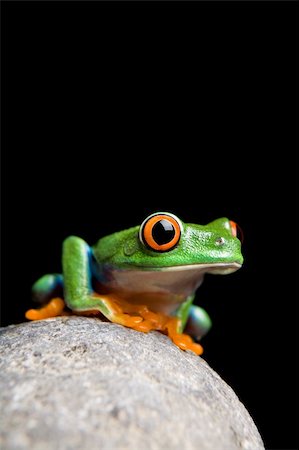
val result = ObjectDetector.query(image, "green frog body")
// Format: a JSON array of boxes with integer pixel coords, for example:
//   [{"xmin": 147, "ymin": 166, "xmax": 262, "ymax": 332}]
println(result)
[{"xmin": 26, "ymin": 212, "xmax": 243, "ymax": 355}]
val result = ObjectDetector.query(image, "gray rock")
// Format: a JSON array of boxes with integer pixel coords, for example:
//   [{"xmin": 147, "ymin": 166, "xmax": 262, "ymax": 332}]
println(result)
[{"xmin": 0, "ymin": 316, "xmax": 264, "ymax": 450}]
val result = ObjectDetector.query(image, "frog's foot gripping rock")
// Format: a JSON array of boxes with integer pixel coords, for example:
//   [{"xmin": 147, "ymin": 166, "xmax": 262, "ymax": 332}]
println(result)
[
  {"xmin": 104, "ymin": 296, "xmax": 204, "ymax": 356},
  {"xmin": 25, "ymin": 298, "xmax": 66, "ymax": 320},
  {"xmin": 25, "ymin": 295, "xmax": 204, "ymax": 356},
  {"xmin": 164, "ymin": 316, "xmax": 204, "ymax": 356}
]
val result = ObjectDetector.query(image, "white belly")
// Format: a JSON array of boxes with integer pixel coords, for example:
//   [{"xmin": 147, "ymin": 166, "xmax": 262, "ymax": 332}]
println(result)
[{"xmin": 99, "ymin": 263, "xmax": 240, "ymax": 315}]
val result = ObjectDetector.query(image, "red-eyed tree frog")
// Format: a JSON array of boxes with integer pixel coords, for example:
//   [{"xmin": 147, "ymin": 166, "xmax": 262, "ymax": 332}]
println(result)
[{"xmin": 26, "ymin": 212, "xmax": 243, "ymax": 355}]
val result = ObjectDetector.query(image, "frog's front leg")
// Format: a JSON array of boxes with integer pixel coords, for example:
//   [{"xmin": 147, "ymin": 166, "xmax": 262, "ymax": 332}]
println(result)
[
  {"xmin": 161, "ymin": 296, "xmax": 212, "ymax": 355},
  {"xmin": 62, "ymin": 236, "xmax": 143, "ymax": 327}
]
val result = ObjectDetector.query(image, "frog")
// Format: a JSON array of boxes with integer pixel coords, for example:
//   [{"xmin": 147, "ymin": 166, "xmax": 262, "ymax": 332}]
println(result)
[{"xmin": 26, "ymin": 212, "xmax": 243, "ymax": 355}]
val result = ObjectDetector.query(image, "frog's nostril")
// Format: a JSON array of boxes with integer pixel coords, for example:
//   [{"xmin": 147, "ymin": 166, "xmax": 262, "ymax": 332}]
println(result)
[{"xmin": 215, "ymin": 237, "xmax": 225, "ymax": 246}]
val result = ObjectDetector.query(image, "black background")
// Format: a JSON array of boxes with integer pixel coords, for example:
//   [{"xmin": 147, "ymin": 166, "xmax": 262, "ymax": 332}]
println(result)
[{"xmin": 1, "ymin": 2, "xmax": 297, "ymax": 449}]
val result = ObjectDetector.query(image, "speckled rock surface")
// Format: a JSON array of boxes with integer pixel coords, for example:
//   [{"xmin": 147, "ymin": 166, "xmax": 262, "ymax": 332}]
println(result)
[{"xmin": 0, "ymin": 316, "xmax": 264, "ymax": 450}]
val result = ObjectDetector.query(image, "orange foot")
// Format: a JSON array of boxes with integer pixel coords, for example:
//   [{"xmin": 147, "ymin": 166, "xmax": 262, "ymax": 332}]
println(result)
[
  {"xmin": 165, "ymin": 316, "xmax": 204, "ymax": 356},
  {"xmin": 25, "ymin": 297, "xmax": 66, "ymax": 320},
  {"xmin": 105, "ymin": 296, "xmax": 204, "ymax": 356},
  {"xmin": 25, "ymin": 295, "xmax": 203, "ymax": 355}
]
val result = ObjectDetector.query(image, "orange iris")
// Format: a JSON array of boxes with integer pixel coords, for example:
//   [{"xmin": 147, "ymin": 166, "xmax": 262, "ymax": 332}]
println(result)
[{"xmin": 141, "ymin": 213, "xmax": 181, "ymax": 252}]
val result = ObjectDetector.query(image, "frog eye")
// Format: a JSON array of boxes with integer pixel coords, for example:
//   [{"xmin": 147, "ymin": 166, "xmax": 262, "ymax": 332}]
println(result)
[
  {"xmin": 229, "ymin": 220, "xmax": 244, "ymax": 243},
  {"xmin": 139, "ymin": 212, "xmax": 182, "ymax": 252}
]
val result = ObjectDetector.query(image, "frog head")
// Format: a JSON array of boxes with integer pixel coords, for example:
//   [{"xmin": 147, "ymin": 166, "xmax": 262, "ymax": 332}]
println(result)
[{"xmin": 93, "ymin": 212, "xmax": 243, "ymax": 274}]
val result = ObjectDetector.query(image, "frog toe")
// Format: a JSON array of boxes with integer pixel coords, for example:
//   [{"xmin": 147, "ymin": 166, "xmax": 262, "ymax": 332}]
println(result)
[
  {"xmin": 113, "ymin": 313, "xmax": 143, "ymax": 328},
  {"xmin": 165, "ymin": 316, "xmax": 204, "ymax": 355},
  {"xmin": 25, "ymin": 298, "xmax": 66, "ymax": 320},
  {"xmin": 172, "ymin": 335, "xmax": 204, "ymax": 355}
]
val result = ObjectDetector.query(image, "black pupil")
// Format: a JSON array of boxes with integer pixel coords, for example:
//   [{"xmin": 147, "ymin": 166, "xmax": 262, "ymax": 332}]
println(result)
[{"xmin": 152, "ymin": 219, "xmax": 175, "ymax": 245}]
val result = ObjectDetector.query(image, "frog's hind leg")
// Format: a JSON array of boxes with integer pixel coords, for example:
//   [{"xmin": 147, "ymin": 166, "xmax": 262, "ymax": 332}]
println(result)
[
  {"xmin": 183, "ymin": 305, "xmax": 212, "ymax": 341},
  {"xmin": 26, "ymin": 274, "xmax": 66, "ymax": 320},
  {"xmin": 32, "ymin": 274, "xmax": 63, "ymax": 304}
]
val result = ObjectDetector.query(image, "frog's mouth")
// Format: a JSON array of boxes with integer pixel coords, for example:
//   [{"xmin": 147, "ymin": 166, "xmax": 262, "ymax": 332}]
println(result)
[
  {"xmin": 150, "ymin": 262, "xmax": 242, "ymax": 275},
  {"xmin": 100, "ymin": 262, "xmax": 241, "ymax": 314}
]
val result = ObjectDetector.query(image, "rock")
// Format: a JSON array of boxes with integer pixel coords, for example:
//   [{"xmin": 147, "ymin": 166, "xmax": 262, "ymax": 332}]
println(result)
[{"xmin": 0, "ymin": 316, "xmax": 264, "ymax": 450}]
